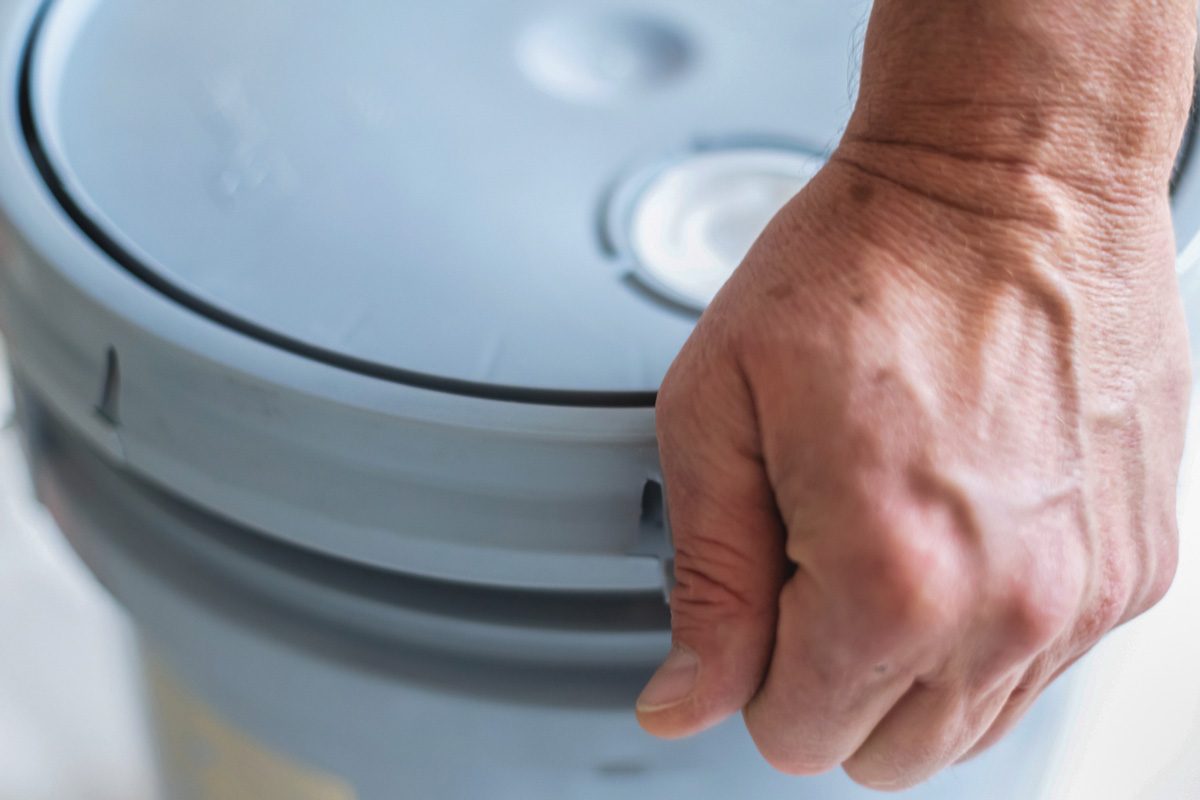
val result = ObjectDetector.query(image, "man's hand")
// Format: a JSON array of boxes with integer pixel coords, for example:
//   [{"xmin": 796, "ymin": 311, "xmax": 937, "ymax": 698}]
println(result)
[{"xmin": 637, "ymin": 1, "xmax": 1196, "ymax": 789}]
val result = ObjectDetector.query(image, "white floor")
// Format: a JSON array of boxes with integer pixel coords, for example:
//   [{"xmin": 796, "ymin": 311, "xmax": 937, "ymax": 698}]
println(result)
[{"xmin": 0, "ymin": 336, "xmax": 1197, "ymax": 800}]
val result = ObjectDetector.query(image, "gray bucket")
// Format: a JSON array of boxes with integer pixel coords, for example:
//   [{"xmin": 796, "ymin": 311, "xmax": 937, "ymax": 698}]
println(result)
[{"xmin": 1, "ymin": 1, "xmax": 1198, "ymax": 797}]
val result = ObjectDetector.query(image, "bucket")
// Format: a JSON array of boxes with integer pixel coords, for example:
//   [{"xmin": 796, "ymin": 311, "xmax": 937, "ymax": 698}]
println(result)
[{"xmin": 1, "ymin": 1, "xmax": 1197, "ymax": 797}]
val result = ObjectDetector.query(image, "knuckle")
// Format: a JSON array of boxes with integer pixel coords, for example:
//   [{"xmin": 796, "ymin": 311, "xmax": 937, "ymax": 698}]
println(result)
[
  {"xmin": 995, "ymin": 550, "xmax": 1087, "ymax": 652},
  {"xmin": 1002, "ymin": 582, "xmax": 1074, "ymax": 652},
  {"xmin": 853, "ymin": 532, "xmax": 962, "ymax": 635}
]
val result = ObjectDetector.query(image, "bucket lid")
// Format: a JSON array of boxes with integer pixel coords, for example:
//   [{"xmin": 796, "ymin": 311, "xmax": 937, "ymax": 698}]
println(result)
[
  {"xmin": 8, "ymin": 0, "xmax": 1200, "ymax": 592},
  {"xmin": 27, "ymin": 0, "xmax": 865, "ymax": 399}
]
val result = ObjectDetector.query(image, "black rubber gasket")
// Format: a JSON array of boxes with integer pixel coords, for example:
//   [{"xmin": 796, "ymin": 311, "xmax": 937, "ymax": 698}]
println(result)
[
  {"xmin": 16, "ymin": 1, "xmax": 1200, "ymax": 409},
  {"xmin": 16, "ymin": 0, "xmax": 659, "ymax": 409}
]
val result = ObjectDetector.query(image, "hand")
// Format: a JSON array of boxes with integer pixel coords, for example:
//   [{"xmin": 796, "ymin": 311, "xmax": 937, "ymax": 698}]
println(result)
[{"xmin": 636, "ymin": 134, "xmax": 1192, "ymax": 788}]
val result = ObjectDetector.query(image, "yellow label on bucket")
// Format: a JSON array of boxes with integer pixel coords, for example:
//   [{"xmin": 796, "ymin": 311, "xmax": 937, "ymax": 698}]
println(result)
[{"xmin": 147, "ymin": 658, "xmax": 357, "ymax": 800}]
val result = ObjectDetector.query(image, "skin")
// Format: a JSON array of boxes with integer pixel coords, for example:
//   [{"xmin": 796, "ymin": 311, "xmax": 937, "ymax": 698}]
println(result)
[{"xmin": 637, "ymin": 0, "xmax": 1196, "ymax": 790}]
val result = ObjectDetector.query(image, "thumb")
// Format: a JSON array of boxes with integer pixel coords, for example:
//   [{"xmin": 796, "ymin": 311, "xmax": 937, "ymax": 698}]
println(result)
[{"xmin": 637, "ymin": 361, "xmax": 788, "ymax": 739}]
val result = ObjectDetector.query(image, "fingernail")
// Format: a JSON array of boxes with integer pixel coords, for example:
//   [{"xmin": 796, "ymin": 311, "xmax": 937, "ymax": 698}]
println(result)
[{"xmin": 637, "ymin": 644, "xmax": 699, "ymax": 712}]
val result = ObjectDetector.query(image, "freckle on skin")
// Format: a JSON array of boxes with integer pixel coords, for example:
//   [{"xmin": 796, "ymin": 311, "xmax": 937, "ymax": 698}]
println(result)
[{"xmin": 767, "ymin": 283, "xmax": 793, "ymax": 300}]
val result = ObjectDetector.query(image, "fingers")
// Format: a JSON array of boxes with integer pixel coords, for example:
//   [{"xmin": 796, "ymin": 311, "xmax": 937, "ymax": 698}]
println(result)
[
  {"xmin": 835, "ymin": 577, "xmax": 1077, "ymax": 787},
  {"xmin": 958, "ymin": 651, "xmax": 1083, "ymax": 763},
  {"xmin": 956, "ymin": 682, "xmax": 1042, "ymax": 765},
  {"xmin": 843, "ymin": 677, "xmax": 1017, "ymax": 790},
  {"xmin": 840, "ymin": 609, "xmax": 1080, "ymax": 787},
  {"xmin": 742, "ymin": 483, "xmax": 978, "ymax": 773},
  {"xmin": 743, "ymin": 576, "xmax": 919, "ymax": 774},
  {"xmin": 637, "ymin": 349, "xmax": 789, "ymax": 739}
]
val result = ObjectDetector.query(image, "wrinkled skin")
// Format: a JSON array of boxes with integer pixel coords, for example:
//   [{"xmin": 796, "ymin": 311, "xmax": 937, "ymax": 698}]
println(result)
[{"xmin": 636, "ymin": 3, "xmax": 1196, "ymax": 785}]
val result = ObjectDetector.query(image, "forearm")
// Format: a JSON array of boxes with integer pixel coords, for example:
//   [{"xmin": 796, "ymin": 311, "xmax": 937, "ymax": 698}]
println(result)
[{"xmin": 845, "ymin": 1, "xmax": 1197, "ymax": 201}]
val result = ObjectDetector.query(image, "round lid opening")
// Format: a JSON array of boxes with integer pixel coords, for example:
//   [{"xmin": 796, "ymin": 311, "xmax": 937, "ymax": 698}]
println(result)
[{"xmin": 623, "ymin": 147, "xmax": 823, "ymax": 310}]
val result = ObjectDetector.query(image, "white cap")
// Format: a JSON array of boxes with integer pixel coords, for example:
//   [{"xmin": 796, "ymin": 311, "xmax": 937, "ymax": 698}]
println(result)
[{"xmin": 628, "ymin": 148, "xmax": 824, "ymax": 310}]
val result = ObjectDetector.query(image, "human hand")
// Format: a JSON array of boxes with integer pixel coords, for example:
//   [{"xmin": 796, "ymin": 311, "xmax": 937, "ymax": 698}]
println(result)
[{"xmin": 636, "ymin": 5, "xmax": 1195, "ymax": 788}]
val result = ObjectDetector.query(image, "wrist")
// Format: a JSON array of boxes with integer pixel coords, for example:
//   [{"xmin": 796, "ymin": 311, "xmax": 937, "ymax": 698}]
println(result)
[
  {"xmin": 819, "ymin": 135, "xmax": 1177, "ymax": 296},
  {"xmin": 846, "ymin": 0, "xmax": 1197, "ymax": 203}
]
